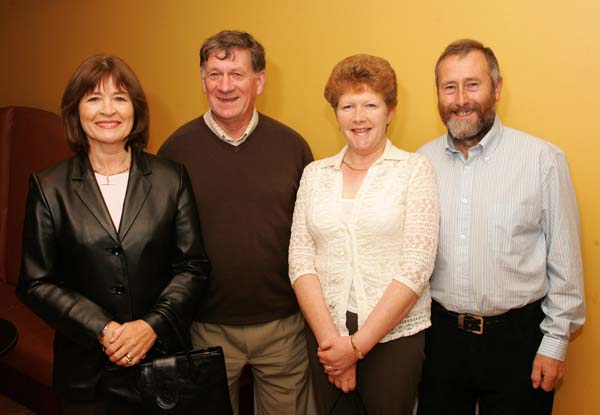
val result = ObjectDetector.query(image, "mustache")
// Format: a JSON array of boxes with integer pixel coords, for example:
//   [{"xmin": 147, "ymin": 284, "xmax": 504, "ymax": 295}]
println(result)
[{"xmin": 447, "ymin": 102, "xmax": 482, "ymax": 114}]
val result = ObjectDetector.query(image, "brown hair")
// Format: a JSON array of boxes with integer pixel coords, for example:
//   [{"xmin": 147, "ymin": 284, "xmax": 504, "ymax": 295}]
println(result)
[
  {"xmin": 61, "ymin": 54, "xmax": 149, "ymax": 152},
  {"xmin": 200, "ymin": 30, "xmax": 266, "ymax": 74},
  {"xmin": 435, "ymin": 39, "xmax": 501, "ymax": 87},
  {"xmin": 324, "ymin": 54, "xmax": 397, "ymax": 110}
]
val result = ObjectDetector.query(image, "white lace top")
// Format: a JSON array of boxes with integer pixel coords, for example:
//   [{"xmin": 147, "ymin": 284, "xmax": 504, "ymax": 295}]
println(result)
[{"xmin": 289, "ymin": 140, "xmax": 439, "ymax": 342}]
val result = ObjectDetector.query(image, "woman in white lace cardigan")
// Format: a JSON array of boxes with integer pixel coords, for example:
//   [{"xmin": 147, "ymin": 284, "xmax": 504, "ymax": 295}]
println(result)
[{"xmin": 289, "ymin": 54, "xmax": 439, "ymax": 414}]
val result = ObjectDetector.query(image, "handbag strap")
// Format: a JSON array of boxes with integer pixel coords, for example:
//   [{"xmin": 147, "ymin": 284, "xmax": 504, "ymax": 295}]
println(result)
[{"xmin": 154, "ymin": 308, "xmax": 196, "ymax": 369}]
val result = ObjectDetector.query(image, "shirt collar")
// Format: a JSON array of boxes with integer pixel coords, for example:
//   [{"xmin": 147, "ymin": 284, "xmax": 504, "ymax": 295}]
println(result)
[
  {"xmin": 203, "ymin": 109, "xmax": 259, "ymax": 146},
  {"xmin": 444, "ymin": 115, "xmax": 503, "ymax": 161},
  {"xmin": 323, "ymin": 139, "xmax": 409, "ymax": 169}
]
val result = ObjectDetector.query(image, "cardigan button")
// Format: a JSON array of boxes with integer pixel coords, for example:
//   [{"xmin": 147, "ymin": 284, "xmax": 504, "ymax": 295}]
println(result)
[{"xmin": 110, "ymin": 246, "xmax": 123, "ymax": 256}]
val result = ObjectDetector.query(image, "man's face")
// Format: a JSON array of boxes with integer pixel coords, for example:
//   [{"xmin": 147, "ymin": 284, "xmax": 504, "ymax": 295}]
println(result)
[
  {"xmin": 202, "ymin": 48, "xmax": 265, "ymax": 130},
  {"xmin": 437, "ymin": 50, "xmax": 502, "ymax": 140}
]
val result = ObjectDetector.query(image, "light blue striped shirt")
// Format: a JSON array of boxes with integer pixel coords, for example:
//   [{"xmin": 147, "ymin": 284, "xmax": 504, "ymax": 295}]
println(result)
[{"xmin": 418, "ymin": 116, "xmax": 585, "ymax": 360}]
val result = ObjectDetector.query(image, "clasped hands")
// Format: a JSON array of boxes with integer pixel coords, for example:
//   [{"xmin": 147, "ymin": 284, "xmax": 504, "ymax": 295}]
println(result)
[
  {"xmin": 318, "ymin": 335, "xmax": 359, "ymax": 393},
  {"xmin": 99, "ymin": 319, "xmax": 157, "ymax": 367}
]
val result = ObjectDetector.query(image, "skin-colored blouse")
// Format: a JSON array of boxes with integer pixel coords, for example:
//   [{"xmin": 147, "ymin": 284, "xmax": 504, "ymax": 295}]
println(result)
[{"xmin": 289, "ymin": 140, "xmax": 439, "ymax": 342}]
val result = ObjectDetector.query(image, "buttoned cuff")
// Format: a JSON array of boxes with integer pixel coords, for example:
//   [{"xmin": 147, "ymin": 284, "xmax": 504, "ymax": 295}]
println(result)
[{"xmin": 537, "ymin": 335, "xmax": 568, "ymax": 361}]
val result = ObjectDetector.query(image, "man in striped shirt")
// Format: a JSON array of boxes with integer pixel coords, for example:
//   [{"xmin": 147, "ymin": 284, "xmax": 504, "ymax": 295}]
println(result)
[{"xmin": 417, "ymin": 39, "xmax": 585, "ymax": 414}]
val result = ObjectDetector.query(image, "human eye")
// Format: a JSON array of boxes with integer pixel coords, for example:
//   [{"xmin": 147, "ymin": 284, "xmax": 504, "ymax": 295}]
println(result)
[
  {"xmin": 466, "ymin": 81, "xmax": 479, "ymax": 90},
  {"xmin": 339, "ymin": 104, "xmax": 353, "ymax": 111},
  {"xmin": 231, "ymin": 72, "xmax": 245, "ymax": 80},
  {"xmin": 114, "ymin": 94, "xmax": 129, "ymax": 102},
  {"xmin": 207, "ymin": 71, "xmax": 221, "ymax": 80},
  {"xmin": 442, "ymin": 84, "xmax": 456, "ymax": 94},
  {"xmin": 366, "ymin": 103, "xmax": 378, "ymax": 110}
]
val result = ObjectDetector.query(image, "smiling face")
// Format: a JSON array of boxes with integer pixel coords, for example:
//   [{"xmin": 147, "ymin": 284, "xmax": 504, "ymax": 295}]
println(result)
[
  {"xmin": 78, "ymin": 77, "xmax": 134, "ymax": 152},
  {"xmin": 336, "ymin": 86, "xmax": 395, "ymax": 157},
  {"xmin": 202, "ymin": 48, "xmax": 265, "ymax": 134},
  {"xmin": 437, "ymin": 50, "xmax": 502, "ymax": 141}
]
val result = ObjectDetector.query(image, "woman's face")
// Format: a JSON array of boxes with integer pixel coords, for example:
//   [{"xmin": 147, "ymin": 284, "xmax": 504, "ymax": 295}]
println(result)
[
  {"xmin": 335, "ymin": 86, "xmax": 395, "ymax": 157},
  {"xmin": 78, "ymin": 77, "xmax": 134, "ymax": 151}
]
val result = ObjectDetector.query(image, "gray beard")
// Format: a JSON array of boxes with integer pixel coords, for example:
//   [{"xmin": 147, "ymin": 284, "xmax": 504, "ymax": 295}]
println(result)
[{"xmin": 447, "ymin": 113, "xmax": 495, "ymax": 141}]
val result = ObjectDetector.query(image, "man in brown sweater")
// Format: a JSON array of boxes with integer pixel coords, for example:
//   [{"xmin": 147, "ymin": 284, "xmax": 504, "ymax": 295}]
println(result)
[{"xmin": 159, "ymin": 30, "xmax": 313, "ymax": 414}]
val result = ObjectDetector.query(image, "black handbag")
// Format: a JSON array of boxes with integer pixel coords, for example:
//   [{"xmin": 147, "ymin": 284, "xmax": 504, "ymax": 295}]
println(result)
[{"xmin": 102, "ymin": 310, "xmax": 232, "ymax": 414}]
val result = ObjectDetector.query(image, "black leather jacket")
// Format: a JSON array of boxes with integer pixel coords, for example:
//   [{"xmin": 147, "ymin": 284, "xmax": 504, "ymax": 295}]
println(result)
[{"xmin": 17, "ymin": 149, "xmax": 210, "ymax": 400}]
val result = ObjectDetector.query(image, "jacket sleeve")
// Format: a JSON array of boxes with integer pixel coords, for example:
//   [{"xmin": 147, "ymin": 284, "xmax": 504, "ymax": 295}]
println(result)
[
  {"xmin": 141, "ymin": 165, "xmax": 210, "ymax": 351},
  {"xmin": 17, "ymin": 174, "xmax": 112, "ymax": 349}
]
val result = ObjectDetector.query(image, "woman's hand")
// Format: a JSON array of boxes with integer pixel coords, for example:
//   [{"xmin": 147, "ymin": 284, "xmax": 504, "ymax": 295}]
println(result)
[
  {"xmin": 104, "ymin": 319, "xmax": 157, "ymax": 366},
  {"xmin": 329, "ymin": 363, "xmax": 357, "ymax": 393},
  {"xmin": 318, "ymin": 335, "xmax": 357, "ymax": 373}
]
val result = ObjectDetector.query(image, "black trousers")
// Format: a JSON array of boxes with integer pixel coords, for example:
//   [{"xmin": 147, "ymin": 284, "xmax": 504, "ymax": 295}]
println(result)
[
  {"xmin": 307, "ymin": 312, "xmax": 425, "ymax": 415},
  {"xmin": 62, "ymin": 389, "xmax": 145, "ymax": 415},
  {"xmin": 418, "ymin": 300, "xmax": 555, "ymax": 415}
]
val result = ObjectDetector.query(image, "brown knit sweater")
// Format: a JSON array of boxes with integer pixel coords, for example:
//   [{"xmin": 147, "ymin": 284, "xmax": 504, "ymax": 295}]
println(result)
[{"xmin": 159, "ymin": 113, "xmax": 313, "ymax": 325}]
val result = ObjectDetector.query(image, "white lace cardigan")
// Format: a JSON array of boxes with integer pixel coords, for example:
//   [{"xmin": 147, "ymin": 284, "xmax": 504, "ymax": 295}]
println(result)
[{"xmin": 289, "ymin": 140, "xmax": 439, "ymax": 342}]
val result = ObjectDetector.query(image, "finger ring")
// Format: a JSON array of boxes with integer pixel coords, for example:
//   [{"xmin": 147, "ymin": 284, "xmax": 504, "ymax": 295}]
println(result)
[{"xmin": 125, "ymin": 353, "xmax": 133, "ymax": 363}]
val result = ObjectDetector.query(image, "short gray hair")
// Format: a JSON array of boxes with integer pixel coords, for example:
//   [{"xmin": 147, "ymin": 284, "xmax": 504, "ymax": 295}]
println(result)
[{"xmin": 435, "ymin": 39, "xmax": 501, "ymax": 88}]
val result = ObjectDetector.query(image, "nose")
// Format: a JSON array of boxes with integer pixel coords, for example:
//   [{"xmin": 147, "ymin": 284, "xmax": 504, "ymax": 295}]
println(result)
[
  {"xmin": 456, "ymin": 87, "xmax": 469, "ymax": 106},
  {"xmin": 100, "ymin": 97, "xmax": 116, "ymax": 115},
  {"xmin": 352, "ymin": 107, "xmax": 366, "ymax": 122},
  {"xmin": 217, "ymin": 74, "xmax": 234, "ymax": 92}
]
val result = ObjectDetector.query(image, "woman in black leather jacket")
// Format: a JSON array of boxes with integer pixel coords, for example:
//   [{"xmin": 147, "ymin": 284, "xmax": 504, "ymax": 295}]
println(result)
[{"xmin": 17, "ymin": 54, "xmax": 210, "ymax": 414}]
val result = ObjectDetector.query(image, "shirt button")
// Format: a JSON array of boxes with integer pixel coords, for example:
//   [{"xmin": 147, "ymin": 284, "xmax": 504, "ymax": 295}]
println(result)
[
  {"xmin": 459, "ymin": 234, "xmax": 466, "ymax": 240},
  {"xmin": 462, "ymin": 198, "xmax": 468, "ymax": 204}
]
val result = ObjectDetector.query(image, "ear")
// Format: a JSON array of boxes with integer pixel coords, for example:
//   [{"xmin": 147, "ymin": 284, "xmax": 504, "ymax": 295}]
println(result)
[
  {"xmin": 386, "ymin": 106, "xmax": 396, "ymax": 125},
  {"xmin": 201, "ymin": 74, "xmax": 207, "ymax": 94},
  {"xmin": 494, "ymin": 77, "xmax": 503, "ymax": 101},
  {"xmin": 256, "ymin": 70, "xmax": 266, "ymax": 95}
]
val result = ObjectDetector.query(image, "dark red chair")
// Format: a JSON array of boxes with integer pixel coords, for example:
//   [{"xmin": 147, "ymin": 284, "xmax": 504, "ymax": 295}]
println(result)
[{"xmin": 0, "ymin": 106, "xmax": 71, "ymax": 415}]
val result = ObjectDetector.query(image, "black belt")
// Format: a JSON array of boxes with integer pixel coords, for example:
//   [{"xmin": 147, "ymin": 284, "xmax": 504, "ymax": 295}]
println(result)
[{"xmin": 432, "ymin": 299, "xmax": 543, "ymax": 335}]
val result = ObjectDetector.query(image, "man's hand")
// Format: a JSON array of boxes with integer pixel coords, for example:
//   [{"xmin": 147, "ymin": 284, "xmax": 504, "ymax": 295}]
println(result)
[
  {"xmin": 531, "ymin": 353, "xmax": 565, "ymax": 392},
  {"xmin": 318, "ymin": 335, "xmax": 357, "ymax": 374},
  {"xmin": 329, "ymin": 363, "xmax": 357, "ymax": 393}
]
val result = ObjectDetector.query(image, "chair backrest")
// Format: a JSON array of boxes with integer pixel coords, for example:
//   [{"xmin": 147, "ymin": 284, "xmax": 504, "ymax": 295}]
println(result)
[{"xmin": 0, "ymin": 106, "xmax": 71, "ymax": 285}]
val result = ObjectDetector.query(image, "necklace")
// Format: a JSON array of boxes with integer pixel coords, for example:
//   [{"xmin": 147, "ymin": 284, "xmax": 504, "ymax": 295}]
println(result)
[
  {"xmin": 90, "ymin": 151, "xmax": 131, "ymax": 186},
  {"xmin": 342, "ymin": 159, "xmax": 371, "ymax": 172},
  {"xmin": 94, "ymin": 167, "xmax": 130, "ymax": 186}
]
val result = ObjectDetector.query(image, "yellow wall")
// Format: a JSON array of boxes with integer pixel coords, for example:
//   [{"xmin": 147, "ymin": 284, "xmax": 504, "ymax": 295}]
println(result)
[{"xmin": 2, "ymin": 0, "xmax": 599, "ymax": 412}]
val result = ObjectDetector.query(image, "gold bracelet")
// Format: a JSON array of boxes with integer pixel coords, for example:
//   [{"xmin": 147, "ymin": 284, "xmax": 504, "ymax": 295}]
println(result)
[{"xmin": 350, "ymin": 334, "xmax": 365, "ymax": 360}]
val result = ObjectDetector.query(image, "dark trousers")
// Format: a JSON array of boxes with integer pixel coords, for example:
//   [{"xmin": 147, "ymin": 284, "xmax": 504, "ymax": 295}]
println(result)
[
  {"xmin": 307, "ymin": 312, "xmax": 425, "ymax": 415},
  {"xmin": 62, "ymin": 389, "xmax": 145, "ymax": 415},
  {"xmin": 418, "ymin": 300, "xmax": 555, "ymax": 415}
]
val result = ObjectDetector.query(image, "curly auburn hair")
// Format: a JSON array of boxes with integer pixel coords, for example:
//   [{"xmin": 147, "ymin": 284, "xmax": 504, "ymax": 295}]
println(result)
[{"xmin": 324, "ymin": 54, "xmax": 397, "ymax": 110}]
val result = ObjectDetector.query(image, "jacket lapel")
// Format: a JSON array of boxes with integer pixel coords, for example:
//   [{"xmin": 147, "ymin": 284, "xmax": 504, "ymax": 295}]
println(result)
[
  {"xmin": 71, "ymin": 152, "xmax": 120, "ymax": 243},
  {"xmin": 118, "ymin": 149, "xmax": 151, "ymax": 240}
]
